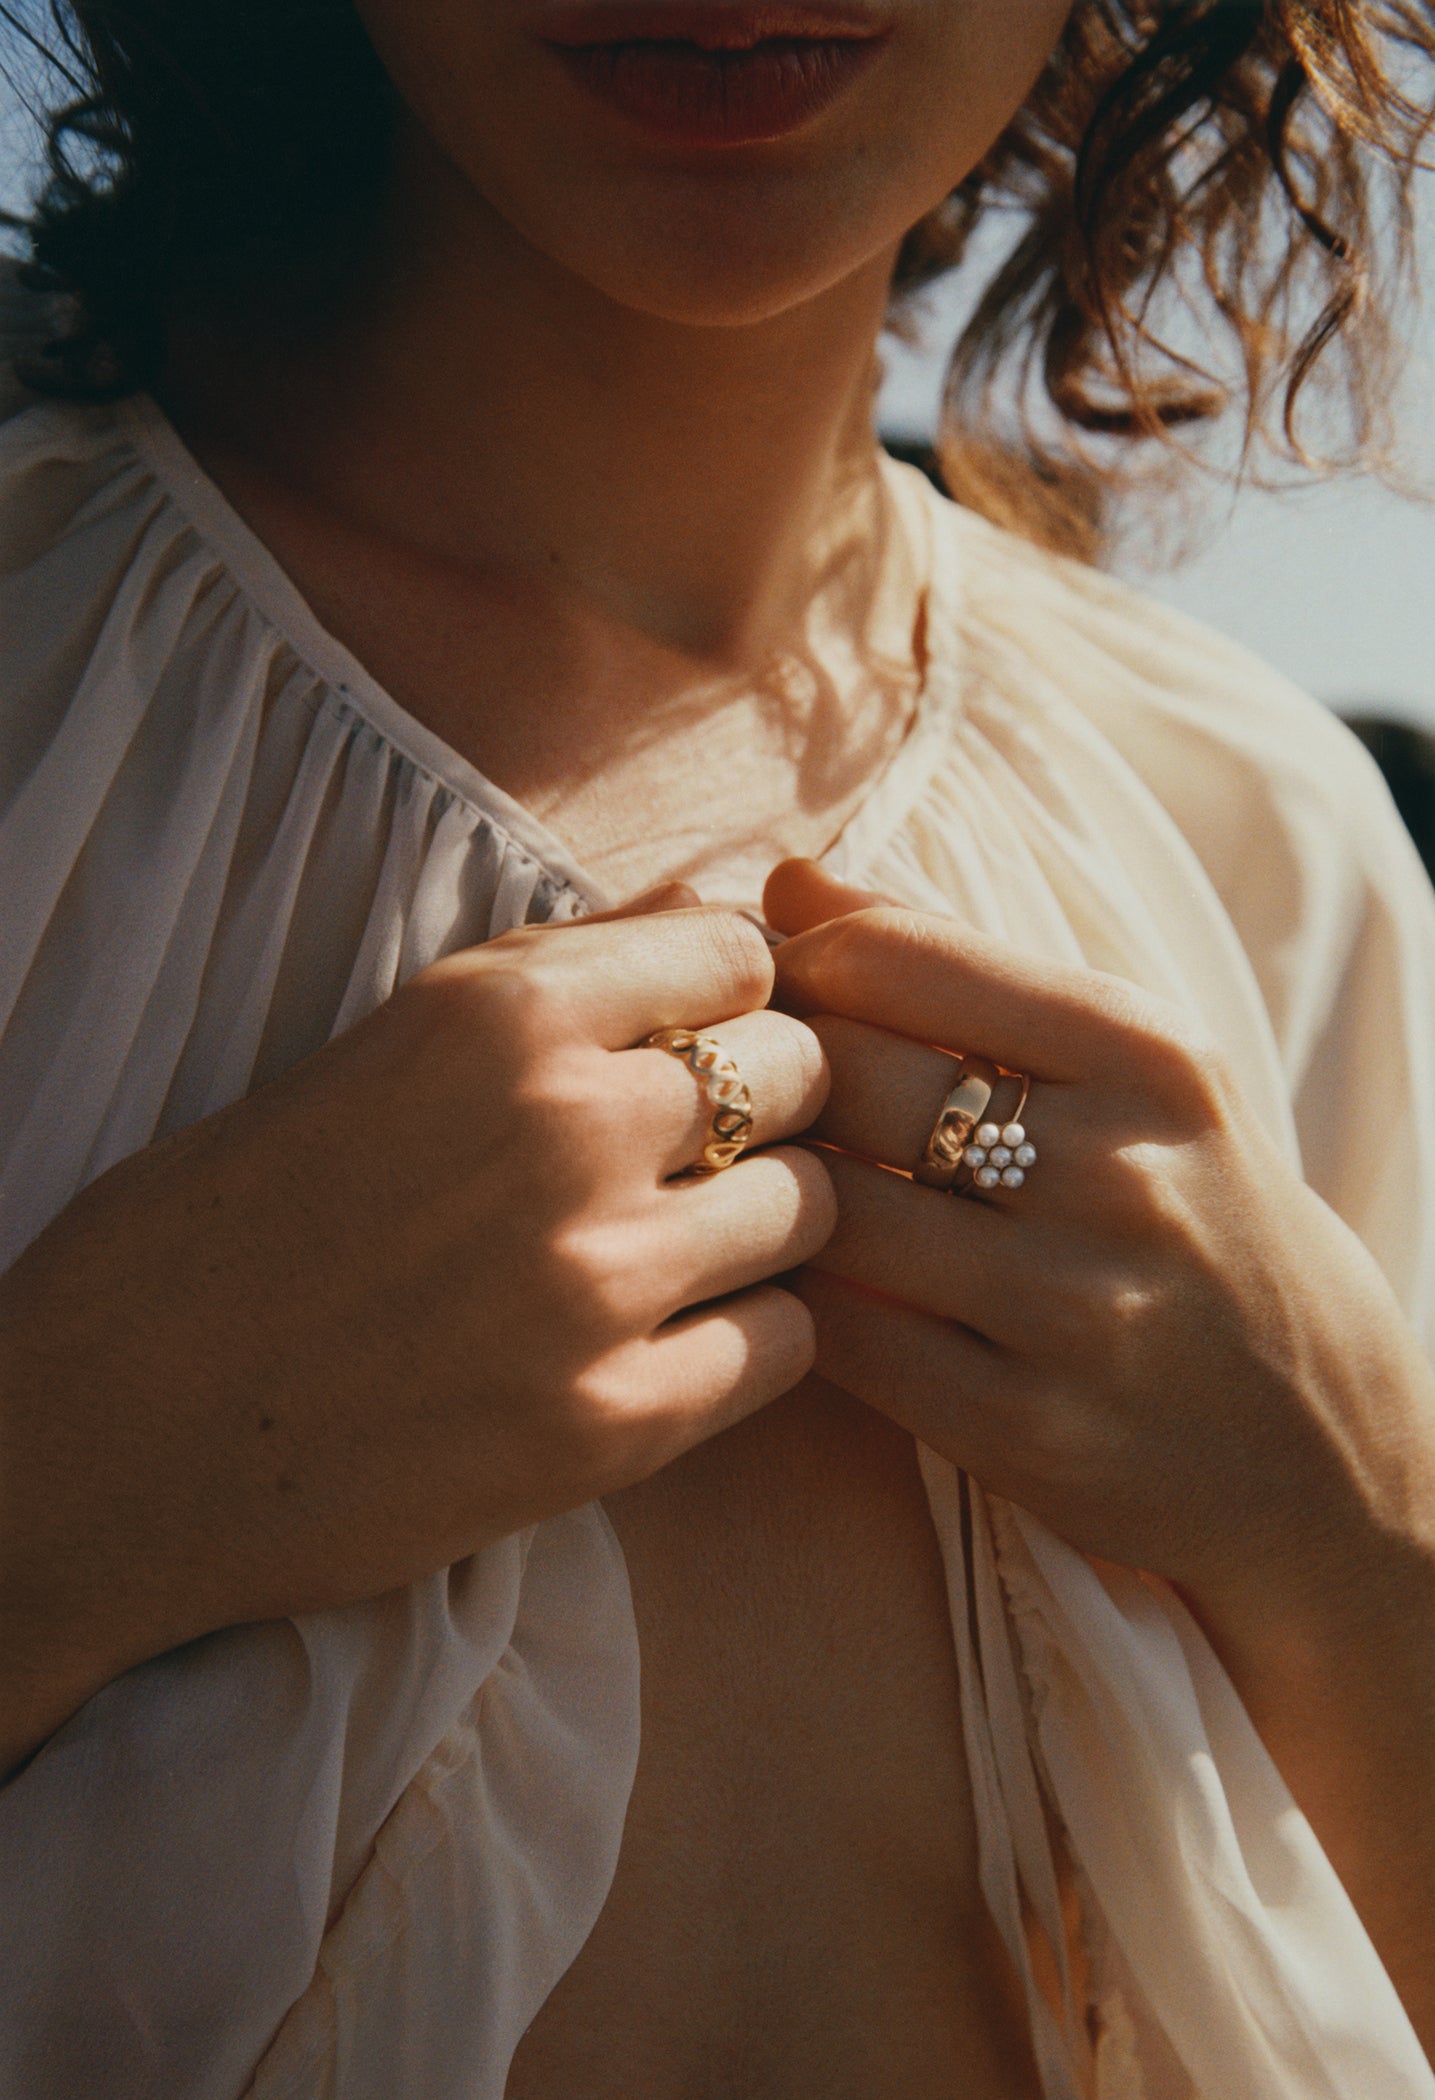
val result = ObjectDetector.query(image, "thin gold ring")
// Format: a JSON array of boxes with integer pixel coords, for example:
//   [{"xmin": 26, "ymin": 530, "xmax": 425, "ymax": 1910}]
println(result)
[{"xmin": 645, "ymin": 1027, "xmax": 755, "ymax": 1175}]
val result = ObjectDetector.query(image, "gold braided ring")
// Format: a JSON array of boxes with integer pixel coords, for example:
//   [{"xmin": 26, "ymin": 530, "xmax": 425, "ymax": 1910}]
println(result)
[{"xmin": 645, "ymin": 1027, "xmax": 755, "ymax": 1175}]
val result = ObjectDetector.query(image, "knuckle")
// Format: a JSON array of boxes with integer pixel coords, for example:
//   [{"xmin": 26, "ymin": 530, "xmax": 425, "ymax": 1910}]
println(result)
[
  {"xmin": 647, "ymin": 880, "xmax": 701, "ymax": 912},
  {"xmin": 824, "ymin": 903, "xmax": 914, "ymax": 970},
  {"xmin": 405, "ymin": 947, "xmax": 567, "ymax": 1067},
  {"xmin": 695, "ymin": 909, "xmax": 775, "ymax": 1010},
  {"xmin": 1084, "ymin": 976, "xmax": 1171, "ymax": 1050},
  {"xmin": 507, "ymin": 1046, "xmax": 601, "ymax": 1134},
  {"xmin": 805, "ymin": 905, "xmax": 979, "ymax": 1009},
  {"xmin": 543, "ymin": 1220, "xmax": 651, "ymax": 1344},
  {"xmin": 1102, "ymin": 1146, "xmax": 1196, "ymax": 1240},
  {"xmin": 500, "ymin": 1059, "xmax": 621, "ymax": 1199},
  {"xmin": 798, "ymin": 908, "xmax": 880, "ymax": 994},
  {"xmin": 473, "ymin": 951, "xmax": 579, "ymax": 1045},
  {"xmin": 1086, "ymin": 981, "xmax": 1232, "ymax": 1127},
  {"xmin": 1027, "ymin": 1246, "xmax": 1153, "ymax": 1371}
]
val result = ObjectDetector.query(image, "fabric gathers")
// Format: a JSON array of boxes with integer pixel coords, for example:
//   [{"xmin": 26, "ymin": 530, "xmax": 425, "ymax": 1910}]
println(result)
[{"xmin": 3, "ymin": 272, "xmax": 1435, "ymax": 2095}]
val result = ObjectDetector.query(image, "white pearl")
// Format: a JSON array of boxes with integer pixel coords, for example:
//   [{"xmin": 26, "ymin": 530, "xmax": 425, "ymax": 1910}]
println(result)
[
  {"xmin": 963, "ymin": 1145, "xmax": 987, "ymax": 1167},
  {"xmin": 1000, "ymin": 1165, "xmax": 1025, "ymax": 1188},
  {"xmin": 974, "ymin": 1122, "xmax": 1001, "ymax": 1149},
  {"xmin": 974, "ymin": 1165, "xmax": 1001, "ymax": 1189},
  {"xmin": 1001, "ymin": 1122, "xmax": 1025, "ymax": 1147},
  {"xmin": 989, "ymin": 1145, "xmax": 1012, "ymax": 1168},
  {"xmin": 1014, "ymin": 1143, "xmax": 1036, "ymax": 1168}
]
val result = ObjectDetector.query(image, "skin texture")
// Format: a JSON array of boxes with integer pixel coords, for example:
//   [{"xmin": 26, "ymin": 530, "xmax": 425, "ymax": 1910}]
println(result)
[{"xmin": 6, "ymin": 0, "xmax": 1435, "ymax": 2080}]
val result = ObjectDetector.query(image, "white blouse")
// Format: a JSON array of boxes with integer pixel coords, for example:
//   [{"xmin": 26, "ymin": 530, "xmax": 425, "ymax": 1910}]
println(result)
[{"xmin": 3, "ymin": 275, "xmax": 1435, "ymax": 2099}]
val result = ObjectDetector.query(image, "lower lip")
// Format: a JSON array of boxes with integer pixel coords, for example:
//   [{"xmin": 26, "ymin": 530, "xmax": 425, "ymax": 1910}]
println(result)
[{"xmin": 548, "ymin": 36, "xmax": 883, "ymax": 147}]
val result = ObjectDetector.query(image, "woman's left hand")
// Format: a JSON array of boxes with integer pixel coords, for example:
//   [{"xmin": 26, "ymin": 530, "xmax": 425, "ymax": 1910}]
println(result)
[{"xmin": 764, "ymin": 859, "xmax": 1435, "ymax": 1638}]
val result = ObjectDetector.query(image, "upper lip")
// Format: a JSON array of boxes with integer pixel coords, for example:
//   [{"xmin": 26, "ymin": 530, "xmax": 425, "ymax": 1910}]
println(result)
[{"xmin": 538, "ymin": 4, "xmax": 888, "ymax": 48}]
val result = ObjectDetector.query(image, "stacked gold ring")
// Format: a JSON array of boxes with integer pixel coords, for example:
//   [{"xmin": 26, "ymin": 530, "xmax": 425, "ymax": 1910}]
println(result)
[
  {"xmin": 914, "ymin": 1059, "xmax": 1036, "ymax": 1195},
  {"xmin": 645, "ymin": 1027, "xmax": 755, "ymax": 1175}
]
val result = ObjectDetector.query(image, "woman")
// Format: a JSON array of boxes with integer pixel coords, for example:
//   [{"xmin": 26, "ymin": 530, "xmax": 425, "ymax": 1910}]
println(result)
[{"xmin": 2, "ymin": 1, "xmax": 1435, "ymax": 2093}]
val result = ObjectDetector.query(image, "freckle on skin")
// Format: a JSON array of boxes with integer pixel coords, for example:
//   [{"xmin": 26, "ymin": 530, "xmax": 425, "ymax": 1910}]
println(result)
[{"xmin": 258, "ymin": 1414, "xmax": 275, "ymax": 1433}]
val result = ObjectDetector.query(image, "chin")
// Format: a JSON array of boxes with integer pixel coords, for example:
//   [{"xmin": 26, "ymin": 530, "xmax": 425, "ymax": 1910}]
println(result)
[
  {"xmin": 560, "ymin": 231, "xmax": 893, "ymax": 329},
  {"xmin": 481, "ymin": 157, "xmax": 916, "ymax": 329},
  {"xmin": 358, "ymin": 0, "xmax": 1071, "ymax": 333}
]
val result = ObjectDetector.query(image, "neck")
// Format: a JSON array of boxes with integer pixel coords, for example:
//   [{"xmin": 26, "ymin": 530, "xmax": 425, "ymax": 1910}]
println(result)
[{"xmin": 163, "ymin": 116, "xmax": 902, "ymax": 667}]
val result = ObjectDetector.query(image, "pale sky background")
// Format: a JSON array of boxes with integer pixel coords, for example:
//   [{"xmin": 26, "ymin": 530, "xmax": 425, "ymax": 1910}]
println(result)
[{"xmin": 3, "ymin": 56, "xmax": 1434, "ymax": 729}]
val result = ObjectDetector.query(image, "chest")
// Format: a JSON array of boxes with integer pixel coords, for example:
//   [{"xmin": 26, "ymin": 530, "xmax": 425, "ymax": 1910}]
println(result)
[
  {"xmin": 178, "ymin": 449, "xmax": 922, "ymax": 903},
  {"xmin": 505, "ymin": 1376, "xmax": 1041, "ymax": 2100}
]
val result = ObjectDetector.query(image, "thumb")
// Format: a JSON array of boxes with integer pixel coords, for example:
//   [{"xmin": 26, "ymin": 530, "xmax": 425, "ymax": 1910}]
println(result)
[{"xmin": 762, "ymin": 858, "xmax": 891, "ymax": 936}]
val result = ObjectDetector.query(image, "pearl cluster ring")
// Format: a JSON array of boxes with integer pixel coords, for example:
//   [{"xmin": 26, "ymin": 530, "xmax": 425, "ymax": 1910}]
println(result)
[{"xmin": 964, "ymin": 1122, "xmax": 1037, "ymax": 1191}]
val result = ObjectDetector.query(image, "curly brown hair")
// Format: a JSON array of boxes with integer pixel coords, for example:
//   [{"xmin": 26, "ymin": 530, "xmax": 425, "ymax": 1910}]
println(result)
[
  {"xmin": 898, "ymin": 2, "xmax": 1435, "ymax": 551},
  {"xmin": 3, "ymin": 0, "xmax": 1433, "ymax": 554}
]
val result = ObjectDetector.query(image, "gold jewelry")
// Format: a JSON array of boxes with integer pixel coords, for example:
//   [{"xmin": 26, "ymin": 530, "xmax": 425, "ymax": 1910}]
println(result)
[
  {"xmin": 645, "ymin": 1027, "xmax": 755, "ymax": 1175},
  {"xmin": 913, "ymin": 1058, "xmax": 998, "ymax": 1191},
  {"xmin": 960, "ymin": 1074, "xmax": 1036, "ymax": 1193}
]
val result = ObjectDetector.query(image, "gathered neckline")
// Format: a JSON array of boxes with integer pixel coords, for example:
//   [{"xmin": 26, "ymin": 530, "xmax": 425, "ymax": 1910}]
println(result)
[{"xmin": 115, "ymin": 390, "xmax": 966, "ymax": 913}]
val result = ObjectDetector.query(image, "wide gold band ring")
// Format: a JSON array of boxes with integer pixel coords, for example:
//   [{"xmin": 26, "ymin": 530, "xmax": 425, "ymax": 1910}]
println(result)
[
  {"xmin": 912, "ymin": 1057, "xmax": 999, "ymax": 1191},
  {"xmin": 645, "ymin": 1027, "xmax": 755, "ymax": 1175}
]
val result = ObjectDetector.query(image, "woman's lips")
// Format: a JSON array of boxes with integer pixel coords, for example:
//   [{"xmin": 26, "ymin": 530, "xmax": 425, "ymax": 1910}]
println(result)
[{"xmin": 544, "ymin": 21, "xmax": 886, "ymax": 147}]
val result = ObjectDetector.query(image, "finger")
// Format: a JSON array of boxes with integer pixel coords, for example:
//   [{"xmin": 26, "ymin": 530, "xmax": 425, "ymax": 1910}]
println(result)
[
  {"xmin": 490, "ymin": 904, "xmax": 776, "ymax": 1049},
  {"xmin": 763, "ymin": 858, "xmax": 891, "ymax": 935},
  {"xmin": 805, "ymin": 1013, "xmax": 1041, "ymax": 1178},
  {"xmin": 788, "ymin": 1265, "xmax": 1015, "ymax": 1473},
  {"xmin": 628, "ymin": 1010, "xmax": 829, "ymax": 1177},
  {"xmin": 807, "ymin": 1149, "xmax": 1029, "ymax": 1346},
  {"xmin": 648, "ymin": 1145, "xmax": 837, "ymax": 1313},
  {"xmin": 599, "ymin": 1283, "xmax": 817, "ymax": 1479},
  {"xmin": 773, "ymin": 907, "xmax": 1132, "ymax": 1083}
]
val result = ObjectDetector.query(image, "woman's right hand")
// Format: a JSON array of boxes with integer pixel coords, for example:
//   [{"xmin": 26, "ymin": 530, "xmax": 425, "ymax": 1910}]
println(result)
[{"xmin": 0, "ymin": 890, "xmax": 832, "ymax": 1769}]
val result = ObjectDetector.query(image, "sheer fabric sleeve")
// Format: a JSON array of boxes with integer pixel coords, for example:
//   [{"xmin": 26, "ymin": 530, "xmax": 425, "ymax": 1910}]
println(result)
[
  {"xmin": 1278, "ymin": 741, "xmax": 1435, "ymax": 1354},
  {"xmin": 0, "ymin": 1518, "xmax": 639, "ymax": 2100},
  {"xmin": 0, "ymin": 295, "xmax": 639, "ymax": 2098}
]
